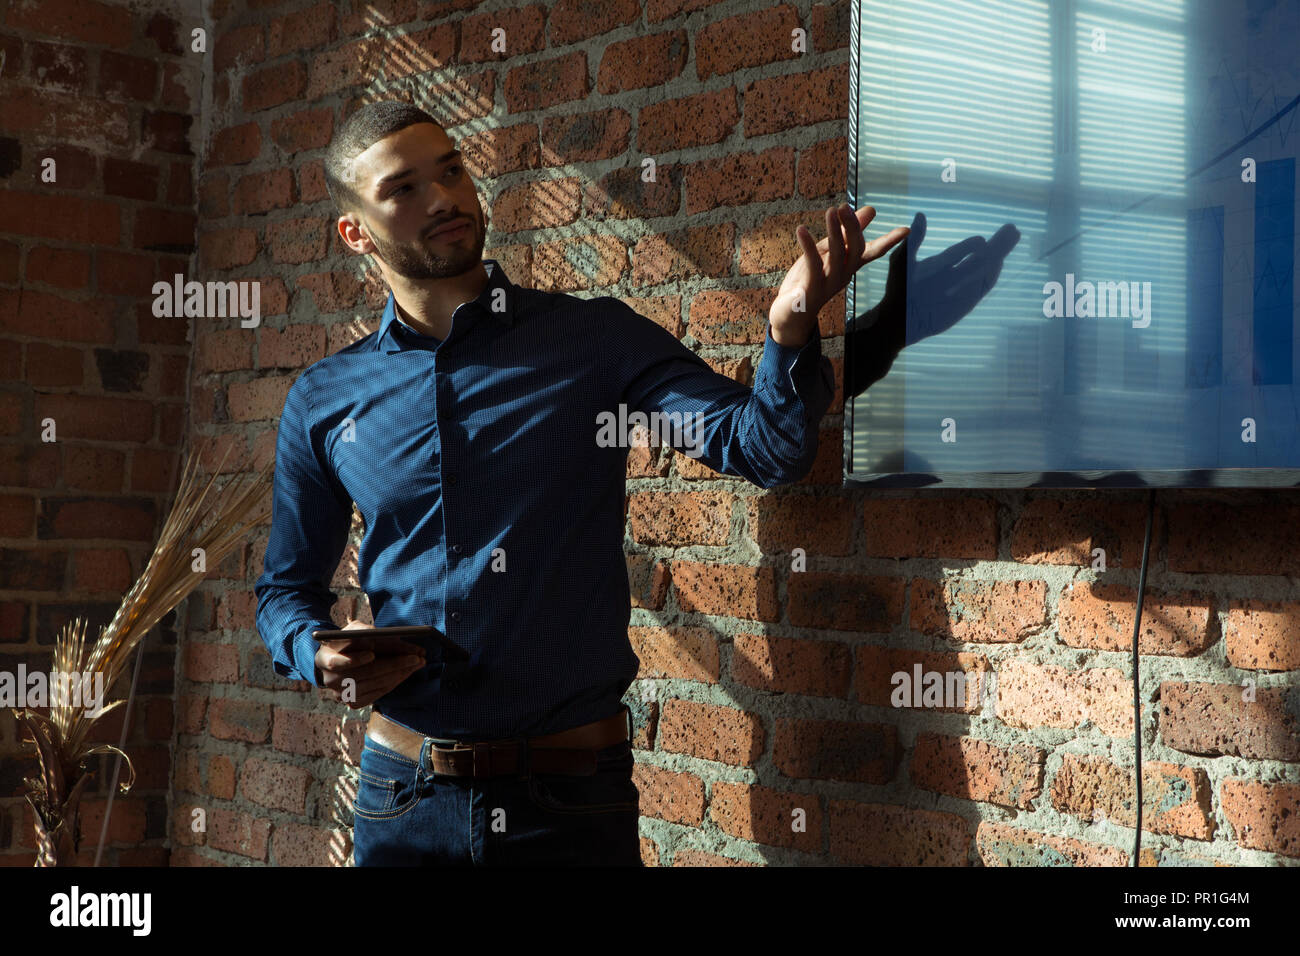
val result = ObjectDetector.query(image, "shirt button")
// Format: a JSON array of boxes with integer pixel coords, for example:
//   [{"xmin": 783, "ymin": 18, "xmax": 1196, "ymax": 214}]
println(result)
[
  {"xmin": 451, "ymin": 611, "xmax": 461, "ymax": 622},
  {"xmin": 452, "ymin": 544, "xmax": 463, "ymax": 554},
  {"xmin": 447, "ymin": 474, "xmax": 458, "ymax": 486}
]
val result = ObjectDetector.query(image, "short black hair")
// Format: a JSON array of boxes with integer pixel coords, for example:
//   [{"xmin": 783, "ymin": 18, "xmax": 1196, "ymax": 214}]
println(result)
[{"xmin": 324, "ymin": 100, "xmax": 444, "ymax": 215}]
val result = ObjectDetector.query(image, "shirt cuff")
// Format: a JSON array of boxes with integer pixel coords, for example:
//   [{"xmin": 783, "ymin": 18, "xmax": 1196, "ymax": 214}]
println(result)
[
  {"xmin": 291, "ymin": 622, "xmax": 329, "ymax": 687},
  {"xmin": 758, "ymin": 323, "xmax": 827, "ymax": 399}
]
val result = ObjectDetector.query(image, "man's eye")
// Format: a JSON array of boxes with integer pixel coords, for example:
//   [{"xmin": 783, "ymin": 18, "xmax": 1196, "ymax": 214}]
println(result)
[
  {"xmin": 391, "ymin": 184, "xmax": 411, "ymax": 196},
  {"xmin": 446, "ymin": 164, "xmax": 462, "ymax": 176}
]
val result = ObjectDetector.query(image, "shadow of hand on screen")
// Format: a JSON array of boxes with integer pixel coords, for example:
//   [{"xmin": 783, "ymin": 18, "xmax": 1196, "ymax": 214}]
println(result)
[{"xmin": 845, "ymin": 212, "xmax": 1021, "ymax": 398}]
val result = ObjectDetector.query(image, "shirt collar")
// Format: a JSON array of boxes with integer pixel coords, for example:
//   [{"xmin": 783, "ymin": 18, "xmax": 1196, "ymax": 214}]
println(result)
[{"xmin": 377, "ymin": 258, "xmax": 517, "ymax": 353}]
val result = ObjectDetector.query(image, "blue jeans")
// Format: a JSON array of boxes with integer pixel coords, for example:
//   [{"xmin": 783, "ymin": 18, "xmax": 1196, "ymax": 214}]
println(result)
[{"xmin": 351, "ymin": 733, "xmax": 643, "ymax": 866}]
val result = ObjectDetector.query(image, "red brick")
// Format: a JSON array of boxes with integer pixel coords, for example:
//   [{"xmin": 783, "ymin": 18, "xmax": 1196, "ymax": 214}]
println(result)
[
  {"xmin": 743, "ymin": 65, "xmax": 848, "ymax": 138},
  {"xmin": 798, "ymin": 136, "xmax": 848, "ymax": 198},
  {"xmin": 0, "ymin": 495, "xmax": 36, "ymax": 537},
  {"xmin": 976, "ymin": 820, "xmax": 1127, "ymax": 866},
  {"xmin": 541, "ymin": 109, "xmax": 630, "ymax": 165},
  {"xmin": 9, "ymin": 0, "xmax": 132, "ymax": 46},
  {"xmin": 695, "ymin": 5, "xmax": 801, "ymax": 80},
  {"xmin": 1011, "ymin": 496, "xmax": 1165, "ymax": 566},
  {"xmin": 631, "ymin": 224, "xmax": 734, "ymax": 285},
  {"xmin": 638, "ymin": 88, "xmax": 739, "ymax": 154},
  {"xmin": 788, "ymin": 571, "xmax": 905, "ymax": 632},
  {"xmin": 243, "ymin": 60, "xmax": 306, "ymax": 113},
  {"xmin": 227, "ymin": 375, "xmax": 293, "ymax": 422},
  {"xmin": 491, "ymin": 177, "xmax": 581, "ymax": 233},
  {"xmin": 97, "ymin": 250, "xmax": 156, "ymax": 297},
  {"xmin": 996, "ymin": 659, "xmax": 1134, "ymax": 737},
  {"xmin": 383, "ymin": 24, "xmax": 457, "ymax": 80},
  {"xmin": 272, "ymin": 708, "xmax": 364, "ymax": 760},
  {"xmin": 503, "ymin": 51, "xmax": 587, "ymax": 113},
  {"xmin": 199, "ymin": 228, "xmax": 259, "ymax": 270},
  {"xmin": 910, "ymin": 577, "xmax": 1050, "ymax": 644},
  {"xmin": 772, "ymin": 717, "xmax": 898, "ymax": 783},
  {"xmin": 459, "ymin": 121, "xmax": 539, "ymax": 177},
  {"xmin": 129, "ymin": 447, "xmax": 177, "ymax": 494},
  {"xmin": 271, "ymin": 107, "xmax": 335, "ymax": 153},
  {"xmin": 854, "ymin": 645, "xmax": 990, "ymax": 712},
  {"xmin": 1059, "ymin": 581, "xmax": 1212, "ymax": 655},
  {"xmin": 239, "ymin": 756, "xmax": 312, "ymax": 813},
  {"xmin": 731, "ymin": 632, "xmax": 851, "ymax": 698},
  {"xmin": 29, "ymin": 41, "xmax": 89, "ymax": 91},
  {"xmin": 1221, "ymin": 778, "xmax": 1300, "ymax": 858},
  {"xmin": 0, "ymin": 192, "xmax": 119, "ymax": 245},
  {"xmin": 38, "ymin": 494, "xmax": 156, "ymax": 539},
  {"xmin": 861, "ymin": 496, "xmax": 999, "ymax": 559},
  {"xmin": 208, "ymin": 698, "xmax": 271, "ymax": 742},
  {"xmin": 272, "ymin": 822, "xmax": 351, "ymax": 866},
  {"xmin": 99, "ymin": 51, "xmax": 159, "ymax": 102},
  {"xmin": 26, "ymin": 247, "xmax": 91, "ymax": 290},
  {"xmin": 268, "ymin": 217, "xmax": 328, "ymax": 264},
  {"xmin": 307, "ymin": 38, "xmax": 381, "ymax": 99},
  {"xmin": 0, "ymin": 87, "xmax": 130, "ymax": 144},
  {"xmin": 669, "ymin": 559, "xmax": 779, "ymax": 621},
  {"xmin": 103, "ymin": 158, "xmax": 160, "ymax": 201},
  {"xmin": 1050, "ymin": 753, "xmax": 1214, "ymax": 839},
  {"xmin": 1224, "ymin": 597, "xmax": 1300, "ymax": 670},
  {"xmin": 710, "ymin": 780, "xmax": 822, "ymax": 853},
  {"xmin": 597, "ymin": 30, "xmax": 688, "ymax": 94},
  {"xmin": 0, "ymin": 289, "xmax": 114, "ymax": 342},
  {"xmin": 134, "ymin": 208, "xmax": 197, "ymax": 252},
  {"xmin": 341, "ymin": 0, "xmax": 417, "ymax": 33},
  {"xmin": 206, "ymin": 755, "xmax": 236, "ymax": 799},
  {"xmin": 627, "ymin": 625, "xmax": 719, "ymax": 682},
  {"xmin": 62, "ymin": 447, "xmax": 124, "ymax": 492},
  {"xmin": 627, "ymin": 491, "xmax": 734, "ymax": 547},
  {"xmin": 209, "ymin": 122, "xmax": 262, "ymax": 167},
  {"xmin": 0, "ymin": 241, "xmax": 18, "ymax": 284},
  {"xmin": 185, "ymin": 642, "xmax": 241, "ymax": 683},
  {"xmin": 257, "ymin": 324, "xmax": 327, "ymax": 369},
  {"xmin": 631, "ymin": 763, "xmax": 705, "ymax": 825},
  {"xmin": 548, "ymin": 0, "xmax": 637, "ymax": 45},
  {"xmin": 912, "ymin": 733, "xmax": 1045, "ymax": 809},
  {"xmin": 531, "ymin": 233, "xmax": 626, "ymax": 291},
  {"xmin": 268, "ymin": 3, "xmax": 337, "ymax": 57},
  {"xmin": 296, "ymin": 271, "xmax": 362, "ymax": 313},
  {"xmin": 1159, "ymin": 681, "xmax": 1300, "ymax": 761},
  {"xmin": 657, "ymin": 698, "xmax": 763, "ymax": 766},
  {"xmin": 208, "ymin": 807, "xmax": 271, "ymax": 860},
  {"xmin": 459, "ymin": 6, "xmax": 545, "ymax": 63},
  {"xmin": 142, "ymin": 110, "xmax": 193, "ymax": 155},
  {"xmin": 214, "ymin": 25, "xmax": 265, "ymax": 72},
  {"xmin": 167, "ymin": 163, "xmax": 194, "ymax": 208},
  {"xmin": 829, "ymin": 800, "xmax": 970, "ymax": 865},
  {"xmin": 234, "ymin": 168, "xmax": 296, "ymax": 215}
]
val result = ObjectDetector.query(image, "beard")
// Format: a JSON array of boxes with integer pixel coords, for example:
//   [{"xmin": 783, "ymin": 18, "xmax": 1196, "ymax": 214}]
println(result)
[{"xmin": 368, "ymin": 210, "xmax": 484, "ymax": 280}]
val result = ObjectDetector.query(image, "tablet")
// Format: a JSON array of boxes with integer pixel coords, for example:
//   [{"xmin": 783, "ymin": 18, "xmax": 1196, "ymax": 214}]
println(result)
[{"xmin": 311, "ymin": 624, "xmax": 470, "ymax": 662}]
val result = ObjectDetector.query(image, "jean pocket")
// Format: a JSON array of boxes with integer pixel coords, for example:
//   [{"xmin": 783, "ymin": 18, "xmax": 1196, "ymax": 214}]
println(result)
[
  {"xmin": 354, "ymin": 738, "xmax": 423, "ymax": 820},
  {"xmin": 526, "ymin": 745, "xmax": 639, "ymax": 815}
]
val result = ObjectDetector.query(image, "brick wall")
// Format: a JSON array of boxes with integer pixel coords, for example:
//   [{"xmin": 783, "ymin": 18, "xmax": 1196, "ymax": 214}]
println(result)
[
  {"xmin": 0, "ymin": 0, "xmax": 203, "ymax": 864},
  {"xmin": 5, "ymin": 0, "xmax": 1296, "ymax": 867}
]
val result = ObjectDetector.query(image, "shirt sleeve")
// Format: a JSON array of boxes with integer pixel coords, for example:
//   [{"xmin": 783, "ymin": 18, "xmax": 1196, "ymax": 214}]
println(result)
[
  {"xmin": 253, "ymin": 373, "xmax": 352, "ymax": 687},
  {"xmin": 602, "ymin": 299, "xmax": 836, "ymax": 488}
]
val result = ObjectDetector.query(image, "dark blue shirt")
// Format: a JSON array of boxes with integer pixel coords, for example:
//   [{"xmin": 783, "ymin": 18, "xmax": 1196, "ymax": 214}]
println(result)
[{"xmin": 254, "ymin": 258, "xmax": 835, "ymax": 738}]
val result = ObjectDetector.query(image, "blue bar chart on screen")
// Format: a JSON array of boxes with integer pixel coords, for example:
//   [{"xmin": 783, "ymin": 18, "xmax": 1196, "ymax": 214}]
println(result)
[{"xmin": 846, "ymin": 0, "xmax": 1300, "ymax": 488}]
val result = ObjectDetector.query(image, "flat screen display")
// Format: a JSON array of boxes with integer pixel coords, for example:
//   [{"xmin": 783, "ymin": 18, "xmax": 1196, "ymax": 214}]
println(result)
[{"xmin": 846, "ymin": 0, "xmax": 1300, "ymax": 487}]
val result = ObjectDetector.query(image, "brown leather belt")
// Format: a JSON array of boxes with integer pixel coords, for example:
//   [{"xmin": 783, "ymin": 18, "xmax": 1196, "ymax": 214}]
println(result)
[{"xmin": 365, "ymin": 706, "xmax": 631, "ymax": 778}]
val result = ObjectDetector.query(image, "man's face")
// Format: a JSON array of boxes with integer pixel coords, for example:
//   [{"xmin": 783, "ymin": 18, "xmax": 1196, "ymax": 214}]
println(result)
[{"xmin": 343, "ymin": 122, "xmax": 485, "ymax": 279}]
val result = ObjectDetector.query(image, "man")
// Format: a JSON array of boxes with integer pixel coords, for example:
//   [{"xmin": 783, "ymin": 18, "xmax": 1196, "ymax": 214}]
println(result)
[{"xmin": 254, "ymin": 100, "xmax": 907, "ymax": 866}]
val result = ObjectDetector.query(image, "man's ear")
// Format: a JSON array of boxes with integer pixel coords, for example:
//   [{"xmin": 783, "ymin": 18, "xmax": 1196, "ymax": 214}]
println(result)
[{"xmin": 337, "ymin": 214, "xmax": 373, "ymax": 255}]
